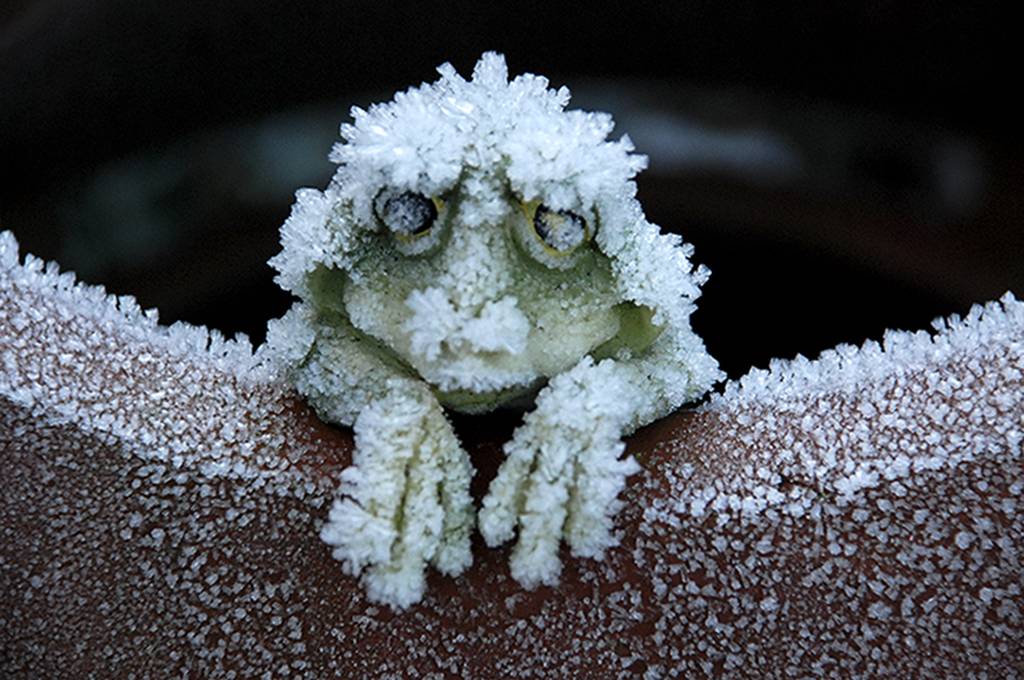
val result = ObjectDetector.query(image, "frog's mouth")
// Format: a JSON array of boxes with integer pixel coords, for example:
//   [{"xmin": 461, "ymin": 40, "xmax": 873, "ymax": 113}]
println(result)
[{"xmin": 433, "ymin": 379, "xmax": 545, "ymax": 414}]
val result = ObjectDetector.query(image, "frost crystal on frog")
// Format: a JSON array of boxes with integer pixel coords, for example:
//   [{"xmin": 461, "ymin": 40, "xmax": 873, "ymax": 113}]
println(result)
[{"xmin": 267, "ymin": 52, "xmax": 722, "ymax": 607}]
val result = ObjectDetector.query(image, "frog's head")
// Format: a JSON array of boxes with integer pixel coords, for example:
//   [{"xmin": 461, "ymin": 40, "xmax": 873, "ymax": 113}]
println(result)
[{"xmin": 271, "ymin": 53, "xmax": 709, "ymax": 412}]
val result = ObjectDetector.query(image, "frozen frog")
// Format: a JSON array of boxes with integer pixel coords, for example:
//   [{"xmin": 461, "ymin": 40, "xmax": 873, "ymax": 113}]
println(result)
[{"xmin": 266, "ymin": 53, "xmax": 722, "ymax": 608}]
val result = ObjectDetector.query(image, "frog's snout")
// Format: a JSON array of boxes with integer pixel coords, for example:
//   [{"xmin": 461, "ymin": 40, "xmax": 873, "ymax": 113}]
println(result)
[{"xmin": 403, "ymin": 286, "xmax": 530, "ymax": 362}]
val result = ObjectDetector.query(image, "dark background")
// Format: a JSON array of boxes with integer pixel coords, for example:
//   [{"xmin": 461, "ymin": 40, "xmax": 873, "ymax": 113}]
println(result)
[{"xmin": 1, "ymin": 1, "xmax": 1017, "ymax": 379}]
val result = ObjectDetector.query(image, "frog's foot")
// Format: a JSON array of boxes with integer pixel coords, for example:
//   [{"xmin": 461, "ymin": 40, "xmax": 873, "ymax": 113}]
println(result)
[
  {"xmin": 320, "ymin": 385, "xmax": 474, "ymax": 609},
  {"xmin": 478, "ymin": 357, "xmax": 641, "ymax": 588}
]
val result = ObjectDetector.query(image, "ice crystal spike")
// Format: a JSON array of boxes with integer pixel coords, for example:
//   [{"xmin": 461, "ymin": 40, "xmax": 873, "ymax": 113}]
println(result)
[{"xmin": 2, "ymin": 224, "xmax": 1022, "ymax": 676}]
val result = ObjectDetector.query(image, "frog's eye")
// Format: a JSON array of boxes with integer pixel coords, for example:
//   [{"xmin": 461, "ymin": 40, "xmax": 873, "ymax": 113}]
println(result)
[
  {"xmin": 526, "ymin": 203, "xmax": 590, "ymax": 256},
  {"xmin": 513, "ymin": 200, "xmax": 594, "ymax": 270},
  {"xmin": 373, "ymin": 190, "xmax": 442, "ymax": 241}
]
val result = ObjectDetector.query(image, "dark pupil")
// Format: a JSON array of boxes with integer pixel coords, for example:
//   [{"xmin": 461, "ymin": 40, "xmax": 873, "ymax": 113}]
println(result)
[
  {"xmin": 534, "ymin": 205, "xmax": 586, "ymax": 251},
  {"xmin": 381, "ymin": 192, "xmax": 436, "ymax": 236}
]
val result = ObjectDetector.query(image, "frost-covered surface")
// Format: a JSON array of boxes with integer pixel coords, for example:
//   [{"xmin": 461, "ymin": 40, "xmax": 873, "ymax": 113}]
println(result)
[
  {"xmin": 2, "ymin": 227, "xmax": 1022, "ymax": 676},
  {"xmin": 268, "ymin": 52, "xmax": 722, "ymax": 607}
]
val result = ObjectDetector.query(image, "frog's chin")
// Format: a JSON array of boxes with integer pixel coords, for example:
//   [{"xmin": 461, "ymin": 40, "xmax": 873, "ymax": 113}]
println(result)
[{"xmin": 433, "ymin": 378, "xmax": 545, "ymax": 415}]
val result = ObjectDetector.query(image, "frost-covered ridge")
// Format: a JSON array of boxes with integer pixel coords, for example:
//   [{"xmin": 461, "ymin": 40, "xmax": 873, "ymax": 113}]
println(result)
[
  {"xmin": 681, "ymin": 292, "xmax": 1024, "ymax": 514},
  {"xmin": 0, "ymin": 230, "xmax": 311, "ymax": 484},
  {"xmin": 0, "ymin": 231, "xmax": 268, "ymax": 379},
  {"xmin": 708, "ymin": 292, "xmax": 1023, "ymax": 408}
]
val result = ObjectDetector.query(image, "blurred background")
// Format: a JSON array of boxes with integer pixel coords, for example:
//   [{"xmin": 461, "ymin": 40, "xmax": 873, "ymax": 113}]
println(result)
[{"xmin": 0, "ymin": 1, "xmax": 1017, "ymax": 379}]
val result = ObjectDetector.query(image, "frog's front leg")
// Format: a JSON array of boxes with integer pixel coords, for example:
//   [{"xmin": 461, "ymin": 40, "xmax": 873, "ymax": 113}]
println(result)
[
  {"xmin": 321, "ymin": 383, "xmax": 474, "ymax": 608},
  {"xmin": 478, "ymin": 356, "xmax": 644, "ymax": 588},
  {"xmin": 280, "ymin": 307, "xmax": 474, "ymax": 608}
]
